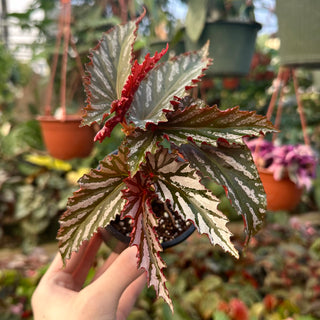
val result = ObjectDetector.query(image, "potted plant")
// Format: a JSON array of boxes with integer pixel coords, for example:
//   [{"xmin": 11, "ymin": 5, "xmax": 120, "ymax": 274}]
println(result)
[
  {"xmin": 57, "ymin": 11, "xmax": 276, "ymax": 311},
  {"xmin": 185, "ymin": 0, "xmax": 261, "ymax": 77},
  {"xmin": 246, "ymin": 138, "xmax": 318, "ymax": 211}
]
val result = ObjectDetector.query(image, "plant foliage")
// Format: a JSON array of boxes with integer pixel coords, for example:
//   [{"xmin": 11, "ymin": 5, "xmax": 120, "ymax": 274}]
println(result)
[{"xmin": 57, "ymin": 11, "xmax": 275, "ymax": 310}]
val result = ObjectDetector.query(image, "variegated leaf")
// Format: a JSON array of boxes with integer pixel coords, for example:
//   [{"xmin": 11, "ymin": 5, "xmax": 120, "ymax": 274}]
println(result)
[
  {"xmin": 82, "ymin": 17, "xmax": 141, "ymax": 126},
  {"xmin": 179, "ymin": 142, "xmax": 266, "ymax": 237},
  {"xmin": 127, "ymin": 43, "xmax": 211, "ymax": 129},
  {"xmin": 161, "ymin": 102, "xmax": 276, "ymax": 146},
  {"xmin": 93, "ymin": 46, "xmax": 169, "ymax": 143},
  {"xmin": 58, "ymin": 146, "xmax": 129, "ymax": 262},
  {"xmin": 122, "ymin": 173, "xmax": 173, "ymax": 311},
  {"xmin": 142, "ymin": 147, "xmax": 239, "ymax": 258},
  {"xmin": 125, "ymin": 128, "xmax": 164, "ymax": 175}
]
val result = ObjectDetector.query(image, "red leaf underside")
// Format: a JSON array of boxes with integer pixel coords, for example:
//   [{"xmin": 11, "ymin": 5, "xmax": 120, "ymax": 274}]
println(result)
[{"xmin": 121, "ymin": 172, "xmax": 173, "ymax": 310}]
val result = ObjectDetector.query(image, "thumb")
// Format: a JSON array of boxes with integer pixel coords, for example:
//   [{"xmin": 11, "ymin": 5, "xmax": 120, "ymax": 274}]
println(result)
[{"xmin": 82, "ymin": 246, "xmax": 144, "ymax": 307}]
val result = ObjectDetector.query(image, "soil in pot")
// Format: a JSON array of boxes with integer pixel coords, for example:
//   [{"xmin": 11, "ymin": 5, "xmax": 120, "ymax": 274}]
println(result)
[{"xmin": 102, "ymin": 200, "xmax": 195, "ymax": 250}]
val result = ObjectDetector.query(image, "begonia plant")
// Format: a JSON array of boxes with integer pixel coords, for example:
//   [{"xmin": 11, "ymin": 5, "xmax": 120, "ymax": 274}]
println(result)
[
  {"xmin": 57, "ymin": 11, "xmax": 276, "ymax": 310},
  {"xmin": 246, "ymin": 138, "xmax": 318, "ymax": 190}
]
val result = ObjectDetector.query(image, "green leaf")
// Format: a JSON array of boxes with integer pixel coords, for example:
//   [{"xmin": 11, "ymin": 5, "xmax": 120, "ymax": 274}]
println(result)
[
  {"xmin": 122, "ymin": 172, "xmax": 173, "ymax": 311},
  {"xmin": 125, "ymin": 128, "xmax": 164, "ymax": 175},
  {"xmin": 179, "ymin": 142, "xmax": 266, "ymax": 237},
  {"xmin": 160, "ymin": 102, "xmax": 276, "ymax": 146},
  {"xmin": 127, "ymin": 43, "xmax": 211, "ymax": 129},
  {"xmin": 83, "ymin": 18, "xmax": 140, "ymax": 126},
  {"xmin": 58, "ymin": 146, "xmax": 129, "ymax": 262},
  {"xmin": 142, "ymin": 147, "xmax": 239, "ymax": 258}
]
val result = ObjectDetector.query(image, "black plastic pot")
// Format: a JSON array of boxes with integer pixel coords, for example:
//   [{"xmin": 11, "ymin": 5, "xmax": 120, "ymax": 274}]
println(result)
[
  {"xmin": 98, "ymin": 153, "xmax": 196, "ymax": 250},
  {"xmin": 103, "ymin": 214, "xmax": 196, "ymax": 250}
]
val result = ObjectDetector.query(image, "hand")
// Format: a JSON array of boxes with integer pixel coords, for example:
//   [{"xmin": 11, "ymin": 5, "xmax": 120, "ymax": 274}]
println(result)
[{"xmin": 31, "ymin": 233, "xmax": 146, "ymax": 320}]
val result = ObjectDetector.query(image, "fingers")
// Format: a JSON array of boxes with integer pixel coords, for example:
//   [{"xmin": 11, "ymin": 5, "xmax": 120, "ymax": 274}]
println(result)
[
  {"xmin": 91, "ymin": 251, "xmax": 119, "ymax": 282},
  {"xmin": 64, "ymin": 233, "xmax": 102, "ymax": 275},
  {"xmin": 82, "ymin": 246, "xmax": 145, "ymax": 307},
  {"xmin": 43, "ymin": 252, "xmax": 64, "ymax": 277},
  {"xmin": 70, "ymin": 233, "xmax": 103, "ymax": 289},
  {"xmin": 117, "ymin": 272, "xmax": 147, "ymax": 320},
  {"xmin": 46, "ymin": 233, "xmax": 102, "ymax": 291},
  {"xmin": 91, "ymin": 241, "xmax": 128, "ymax": 282}
]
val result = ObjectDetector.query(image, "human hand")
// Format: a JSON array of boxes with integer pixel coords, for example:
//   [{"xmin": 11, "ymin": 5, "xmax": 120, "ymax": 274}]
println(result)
[{"xmin": 31, "ymin": 233, "xmax": 146, "ymax": 320}]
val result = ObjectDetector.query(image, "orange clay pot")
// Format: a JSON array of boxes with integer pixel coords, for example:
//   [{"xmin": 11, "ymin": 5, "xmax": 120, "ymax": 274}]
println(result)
[
  {"xmin": 258, "ymin": 168, "xmax": 303, "ymax": 211},
  {"xmin": 38, "ymin": 115, "xmax": 95, "ymax": 160}
]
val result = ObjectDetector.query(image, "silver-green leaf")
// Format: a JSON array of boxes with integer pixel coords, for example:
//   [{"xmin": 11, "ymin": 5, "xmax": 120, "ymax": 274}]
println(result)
[
  {"xmin": 125, "ymin": 129, "xmax": 164, "ymax": 175},
  {"xmin": 83, "ymin": 19, "xmax": 139, "ymax": 126},
  {"xmin": 179, "ymin": 142, "xmax": 266, "ymax": 237},
  {"xmin": 142, "ymin": 147, "xmax": 239, "ymax": 258},
  {"xmin": 162, "ymin": 103, "xmax": 276, "ymax": 146},
  {"xmin": 127, "ymin": 43, "xmax": 211, "ymax": 128},
  {"xmin": 58, "ymin": 147, "xmax": 129, "ymax": 262}
]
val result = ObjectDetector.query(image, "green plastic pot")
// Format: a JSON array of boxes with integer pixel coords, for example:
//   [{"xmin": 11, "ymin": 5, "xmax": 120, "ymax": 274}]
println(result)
[
  {"xmin": 276, "ymin": 0, "xmax": 320, "ymax": 68},
  {"xmin": 185, "ymin": 21, "xmax": 261, "ymax": 77}
]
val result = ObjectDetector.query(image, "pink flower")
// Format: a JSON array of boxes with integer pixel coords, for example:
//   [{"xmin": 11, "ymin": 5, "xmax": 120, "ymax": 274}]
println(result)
[{"xmin": 246, "ymin": 138, "xmax": 317, "ymax": 190}]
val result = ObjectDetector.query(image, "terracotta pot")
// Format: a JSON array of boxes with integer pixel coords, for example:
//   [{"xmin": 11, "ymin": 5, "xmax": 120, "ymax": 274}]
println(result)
[
  {"xmin": 38, "ymin": 115, "xmax": 95, "ymax": 160},
  {"xmin": 258, "ymin": 168, "xmax": 303, "ymax": 211}
]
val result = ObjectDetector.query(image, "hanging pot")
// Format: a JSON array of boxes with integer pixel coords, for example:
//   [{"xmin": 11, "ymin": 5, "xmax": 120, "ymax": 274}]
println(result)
[
  {"xmin": 258, "ymin": 168, "xmax": 303, "ymax": 211},
  {"xmin": 276, "ymin": 0, "xmax": 320, "ymax": 68},
  {"xmin": 185, "ymin": 20, "xmax": 261, "ymax": 77},
  {"xmin": 38, "ymin": 114, "xmax": 95, "ymax": 160}
]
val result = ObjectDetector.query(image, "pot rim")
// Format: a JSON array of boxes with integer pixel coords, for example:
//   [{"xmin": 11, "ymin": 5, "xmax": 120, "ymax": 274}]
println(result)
[
  {"xmin": 257, "ymin": 167, "xmax": 274, "ymax": 175},
  {"xmin": 37, "ymin": 114, "xmax": 83, "ymax": 123},
  {"xmin": 204, "ymin": 20, "xmax": 262, "ymax": 30}
]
